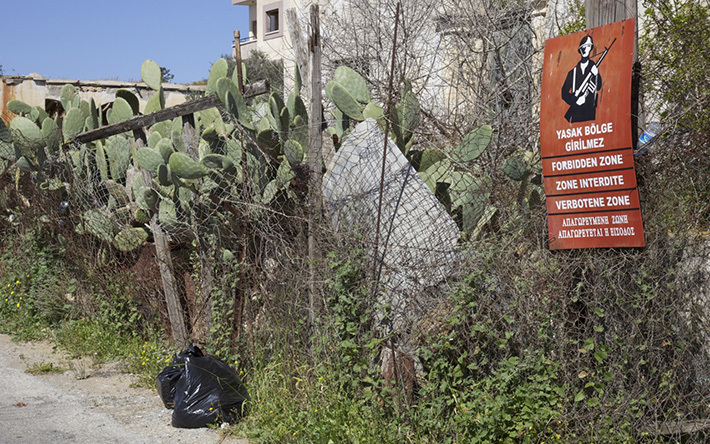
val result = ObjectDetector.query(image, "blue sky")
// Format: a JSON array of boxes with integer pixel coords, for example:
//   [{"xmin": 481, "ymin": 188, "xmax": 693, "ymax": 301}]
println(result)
[{"xmin": 0, "ymin": 1, "xmax": 249, "ymax": 84}]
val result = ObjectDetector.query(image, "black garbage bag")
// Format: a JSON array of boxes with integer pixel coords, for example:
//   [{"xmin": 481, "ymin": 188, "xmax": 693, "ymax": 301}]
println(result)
[
  {"xmin": 171, "ymin": 350, "xmax": 249, "ymax": 428},
  {"xmin": 156, "ymin": 344, "xmax": 204, "ymax": 409}
]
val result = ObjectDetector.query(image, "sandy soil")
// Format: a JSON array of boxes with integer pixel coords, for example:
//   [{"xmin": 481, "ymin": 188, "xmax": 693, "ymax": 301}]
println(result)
[{"xmin": 0, "ymin": 334, "xmax": 250, "ymax": 444}]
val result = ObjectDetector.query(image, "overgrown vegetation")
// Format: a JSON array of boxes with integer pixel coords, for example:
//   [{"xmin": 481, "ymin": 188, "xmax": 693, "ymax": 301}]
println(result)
[{"xmin": 1, "ymin": 2, "xmax": 710, "ymax": 443}]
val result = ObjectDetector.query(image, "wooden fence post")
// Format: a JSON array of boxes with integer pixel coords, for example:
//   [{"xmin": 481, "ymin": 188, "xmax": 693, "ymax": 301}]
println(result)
[
  {"xmin": 234, "ymin": 31, "xmax": 245, "ymax": 94},
  {"xmin": 586, "ymin": 0, "xmax": 640, "ymax": 138},
  {"xmin": 308, "ymin": 4, "xmax": 323, "ymax": 326},
  {"xmin": 134, "ymin": 128, "xmax": 189, "ymax": 348}
]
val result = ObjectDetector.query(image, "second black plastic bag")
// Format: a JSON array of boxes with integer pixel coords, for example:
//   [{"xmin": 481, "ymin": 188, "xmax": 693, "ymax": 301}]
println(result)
[{"xmin": 171, "ymin": 349, "xmax": 249, "ymax": 428}]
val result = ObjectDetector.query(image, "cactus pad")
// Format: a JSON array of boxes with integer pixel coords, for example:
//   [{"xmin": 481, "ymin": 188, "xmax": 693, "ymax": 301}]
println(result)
[
  {"xmin": 207, "ymin": 58, "xmax": 229, "ymax": 95},
  {"xmin": 158, "ymin": 199, "xmax": 178, "ymax": 230},
  {"xmin": 95, "ymin": 141, "xmax": 109, "ymax": 182},
  {"xmin": 143, "ymin": 188, "xmax": 160, "ymax": 212},
  {"xmin": 326, "ymin": 81, "xmax": 364, "ymax": 121},
  {"xmin": 41, "ymin": 118, "xmax": 61, "ymax": 154},
  {"xmin": 135, "ymin": 147, "xmax": 165, "ymax": 172},
  {"xmin": 108, "ymin": 97, "xmax": 134, "ymax": 125},
  {"xmin": 82, "ymin": 209, "xmax": 117, "ymax": 243},
  {"xmin": 157, "ymin": 163, "xmax": 172, "ymax": 187},
  {"xmin": 456, "ymin": 125, "xmax": 492, "ymax": 162},
  {"xmin": 284, "ymin": 140, "xmax": 304, "ymax": 165},
  {"xmin": 7, "ymin": 100, "xmax": 32, "ymax": 116},
  {"xmin": 502, "ymin": 157, "xmax": 529, "ymax": 181},
  {"xmin": 334, "ymin": 66, "xmax": 370, "ymax": 104},
  {"xmin": 60, "ymin": 84, "xmax": 78, "ymax": 111},
  {"xmin": 169, "ymin": 151, "xmax": 207, "ymax": 179},
  {"xmin": 141, "ymin": 59, "xmax": 162, "ymax": 91},
  {"xmin": 113, "ymin": 228, "xmax": 149, "ymax": 252},
  {"xmin": 155, "ymin": 138, "xmax": 175, "ymax": 163},
  {"xmin": 105, "ymin": 136, "xmax": 131, "ymax": 181},
  {"xmin": 116, "ymin": 90, "xmax": 140, "ymax": 115},
  {"xmin": 145, "ymin": 87, "xmax": 165, "ymax": 114},
  {"xmin": 63, "ymin": 108, "xmax": 86, "ymax": 140},
  {"xmin": 10, "ymin": 117, "xmax": 44, "ymax": 161},
  {"xmin": 225, "ymin": 91, "xmax": 254, "ymax": 131},
  {"xmin": 0, "ymin": 119, "xmax": 14, "ymax": 161},
  {"xmin": 15, "ymin": 156, "xmax": 34, "ymax": 172},
  {"xmin": 201, "ymin": 154, "xmax": 234, "ymax": 171}
]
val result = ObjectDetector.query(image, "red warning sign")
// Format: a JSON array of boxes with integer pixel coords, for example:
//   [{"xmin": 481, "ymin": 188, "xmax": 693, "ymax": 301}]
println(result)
[{"xmin": 540, "ymin": 18, "xmax": 644, "ymax": 249}]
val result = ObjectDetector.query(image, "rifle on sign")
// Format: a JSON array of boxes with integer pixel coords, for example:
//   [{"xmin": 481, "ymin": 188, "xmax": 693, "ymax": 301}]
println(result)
[{"xmin": 575, "ymin": 37, "xmax": 616, "ymax": 98}]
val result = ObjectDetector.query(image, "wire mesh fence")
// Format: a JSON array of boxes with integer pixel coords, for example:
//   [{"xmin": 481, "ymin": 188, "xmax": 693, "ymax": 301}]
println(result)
[{"xmin": 1, "ymin": 2, "xmax": 710, "ymax": 435}]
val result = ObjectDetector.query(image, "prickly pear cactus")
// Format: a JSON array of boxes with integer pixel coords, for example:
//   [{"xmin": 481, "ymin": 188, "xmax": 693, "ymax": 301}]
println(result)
[
  {"xmin": 60, "ymin": 84, "xmax": 78, "ymax": 111},
  {"xmin": 0, "ymin": 120, "xmax": 13, "ymax": 161},
  {"xmin": 135, "ymin": 147, "xmax": 165, "ymax": 172},
  {"xmin": 169, "ymin": 151, "xmax": 207, "ymax": 179},
  {"xmin": 145, "ymin": 88, "xmax": 165, "ymax": 114},
  {"xmin": 326, "ymin": 81, "xmax": 364, "ymax": 121},
  {"xmin": 455, "ymin": 125, "xmax": 493, "ymax": 163},
  {"xmin": 107, "ymin": 97, "xmax": 134, "ymax": 125},
  {"xmin": 10, "ymin": 117, "xmax": 44, "ymax": 163},
  {"xmin": 141, "ymin": 59, "xmax": 162, "ymax": 91},
  {"xmin": 503, "ymin": 157, "xmax": 529, "ymax": 181},
  {"xmin": 207, "ymin": 58, "xmax": 229, "ymax": 95},
  {"xmin": 116, "ymin": 90, "xmax": 140, "ymax": 115},
  {"xmin": 6, "ymin": 100, "xmax": 32, "ymax": 116},
  {"xmin": 95, "ymin": 141, "xmax": 109, "ymax": 182},
  {"xmin": 113, "ymin": 228, "xmax": 149, "ymax": 252},
  {"xmin": 82, "ymin": 209, "xmax": 118, "ymax": 243},
  {"xmin": 333, "ymin": 66, "xmax": 370, "ymax": 104},
  {"xmin": 41, "ymin": 118, "xmax": 61, "ymax": 154},
  {"xmin": 63, "ymin": 108, "xmax": 86, "ymax": 140},
  {"xmin": 105, "ymin": 136, "xmax": 131, "ymax": 181}
]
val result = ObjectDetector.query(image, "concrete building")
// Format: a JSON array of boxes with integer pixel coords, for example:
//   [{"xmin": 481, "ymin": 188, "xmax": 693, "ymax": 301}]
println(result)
[
  {"xmin": 232, "ymin": 0, "xmax": 291, "ymax": 61},
  {"xmin": 230, "ymin": 0, "xmax": 584, "ymax": 126}
]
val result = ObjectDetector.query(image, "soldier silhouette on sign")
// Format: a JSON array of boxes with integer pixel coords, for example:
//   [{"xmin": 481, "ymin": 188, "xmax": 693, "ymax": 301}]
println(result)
[{"xmin": 562, "ymin": 35, "xmax": 602, "ymax": 123}]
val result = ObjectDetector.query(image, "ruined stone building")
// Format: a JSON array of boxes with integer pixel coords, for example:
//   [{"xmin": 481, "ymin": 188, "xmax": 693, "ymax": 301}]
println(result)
[{"xmin": 1, "ymin": 74, "xmax": 205, "ymax": 124}]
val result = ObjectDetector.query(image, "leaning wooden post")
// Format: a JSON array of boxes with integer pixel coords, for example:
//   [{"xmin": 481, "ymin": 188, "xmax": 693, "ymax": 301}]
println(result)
[
  {"xmin": 134, "ymin": 128, "xmax": 189, "ymax": 348},
  {"xmin": 307, "ymin": 4, "xmax": 323, "ymax": 326}
]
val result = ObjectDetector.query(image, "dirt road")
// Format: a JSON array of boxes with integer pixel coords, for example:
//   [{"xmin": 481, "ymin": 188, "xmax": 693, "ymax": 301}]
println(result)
[{"xmin": 0, "ymin": 334, "xmax": 249, "ymax": 444}]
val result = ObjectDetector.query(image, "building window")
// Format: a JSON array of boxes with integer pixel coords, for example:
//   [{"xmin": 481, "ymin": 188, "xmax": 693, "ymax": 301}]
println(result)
[
  {"xmin": 266, "ymin": 9, "xmax": 279, "ymax": 33},
  {"xmin": 263, "ymin": 2, "xmax": 283, "ymax": 40}
]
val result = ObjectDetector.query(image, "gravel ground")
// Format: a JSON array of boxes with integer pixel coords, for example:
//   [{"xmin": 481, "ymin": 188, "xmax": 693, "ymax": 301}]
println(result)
[{"xmin": 0, "ymin": 334, "xmax": 250, "ymax": 444}]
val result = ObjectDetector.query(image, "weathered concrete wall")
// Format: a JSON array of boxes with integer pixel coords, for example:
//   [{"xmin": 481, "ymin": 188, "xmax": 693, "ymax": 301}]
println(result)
[
  {"xmin": 1, "ymin": 75, "xmax": 206, "ymax": 123},
  {"xmin": 322, "ymin": 119, "xmax": 463, "ymax": 334}
]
